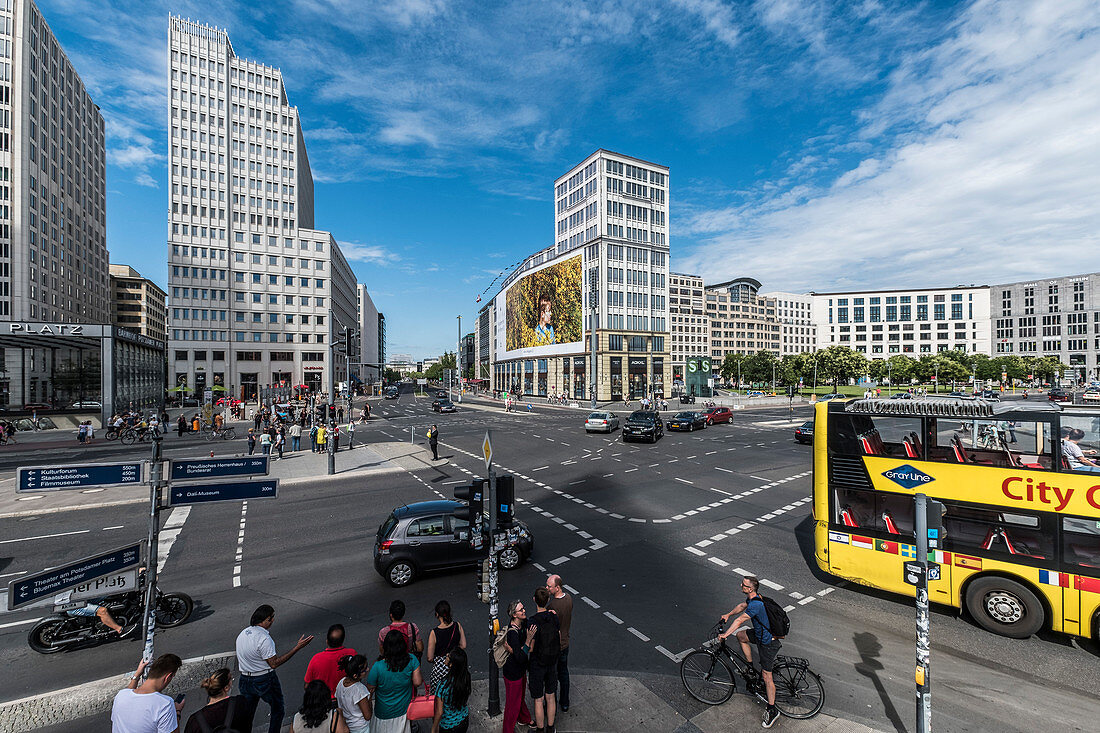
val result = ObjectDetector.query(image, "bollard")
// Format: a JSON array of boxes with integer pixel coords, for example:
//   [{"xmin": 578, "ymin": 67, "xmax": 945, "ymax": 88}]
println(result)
[{"xmin": 410, "ymin": 425, "xmax": 414, "ymax": 444}]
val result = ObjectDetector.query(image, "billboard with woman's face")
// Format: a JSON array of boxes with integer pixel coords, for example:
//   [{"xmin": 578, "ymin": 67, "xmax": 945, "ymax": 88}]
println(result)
[{"xmin": 497, "ymin": 253, "xmax": 583, "ymax": 359}]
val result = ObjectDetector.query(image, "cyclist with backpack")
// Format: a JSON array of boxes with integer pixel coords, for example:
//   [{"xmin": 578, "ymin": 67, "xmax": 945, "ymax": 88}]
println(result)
[
  {"xmin": 527, "ymin": 588, "xmax": 561, "ymax": 733},
  {"xmin": 719, "ymin": 576, "xmax": 787, "ymax": 728}
]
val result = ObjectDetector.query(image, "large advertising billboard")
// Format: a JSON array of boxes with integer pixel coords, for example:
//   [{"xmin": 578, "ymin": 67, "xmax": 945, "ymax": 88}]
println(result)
[{"xmin": 496, "ymin": 253, "xmax": 583, "ymax": 360}]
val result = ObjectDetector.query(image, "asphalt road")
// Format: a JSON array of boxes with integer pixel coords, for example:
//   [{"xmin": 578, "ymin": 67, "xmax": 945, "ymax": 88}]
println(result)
[{"xmin": 1, "ymin": 386, "xmax": 1098, "ymax": 732}]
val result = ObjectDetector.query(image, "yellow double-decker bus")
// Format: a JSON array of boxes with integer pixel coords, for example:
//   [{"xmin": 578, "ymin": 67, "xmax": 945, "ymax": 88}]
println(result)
[{"xmin": 812, "ymin": 396, "xmax": 1100, "ymax": 639}]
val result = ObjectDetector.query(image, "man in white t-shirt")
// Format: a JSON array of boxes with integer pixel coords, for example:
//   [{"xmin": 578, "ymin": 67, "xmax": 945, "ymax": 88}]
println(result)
[
  {"xmin": 1063, "ymin": 429, "xmax": 1100, "ymax": 472},
  {"xmin": 236, "ymin": 604, "xmax": 314, "ymax": 733},
  {"xmin": 111, "ymin": 654, "xmax": 184, "ymax": 733}
]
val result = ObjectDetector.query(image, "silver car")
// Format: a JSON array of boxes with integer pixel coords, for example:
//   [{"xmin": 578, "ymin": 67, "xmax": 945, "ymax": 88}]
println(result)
[{"xmin": 584, "ymin": 411, "xmax": 619, "ymax": 433}]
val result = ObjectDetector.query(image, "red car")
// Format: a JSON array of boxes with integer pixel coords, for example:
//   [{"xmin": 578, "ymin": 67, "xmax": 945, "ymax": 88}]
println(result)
[
  {"xmin": 1047, "ymin": 389, "xmax": 1072, "ymax": 403},
  {"xmin": 703, "ymin": 406, "xmax": 733, "ymax": 425},
  {"xmin": 216, "ymin": 397, "xmax": 243, "ymax": 407}
]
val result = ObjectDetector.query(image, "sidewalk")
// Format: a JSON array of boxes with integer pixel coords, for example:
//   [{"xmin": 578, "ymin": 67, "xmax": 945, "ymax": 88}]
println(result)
[
  {"xmin": 0, "ymin": 438, "xmax": 433, "ymax": 519},
  {"xmin": 21, "ymin": 670, "xmax": 885, "ymax": 733}
]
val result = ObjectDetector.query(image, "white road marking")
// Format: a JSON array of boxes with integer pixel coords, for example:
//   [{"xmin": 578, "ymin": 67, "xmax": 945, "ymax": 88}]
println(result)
[
  {"xmin": 157, "ymin": 506, "xmax": 192, "ymax": 574},
  {"xmin": 0, "ymin": 618, "xmax": 40, "ymax": 630},
  {"xmin": 674, "ymin": 477, "xmax": 694, "ymax": 485},
  {"xmin": 715, "ymin": 467, "xmax": 734, "ymax": 473},
  {"xmin": 232, "ymin": 502, "xmax": 247, "ymax": 587},
  {"xmin": 628, "ymin": 627, "xmax": 651, "ymax": 642},
  {"xmin": 0, "ymin": 529, "xmax": 90, "ymax": 544},
  {"xmin": 582, "ymin": 597, "xmax": 600, "ymax": 609},
  {"xmin": 604, "ymin": 611, "xmax": 623, "ymax": 624},
  {"xmin": 532, "ymin": 466, "xmax": 549, "ymax": 472}
]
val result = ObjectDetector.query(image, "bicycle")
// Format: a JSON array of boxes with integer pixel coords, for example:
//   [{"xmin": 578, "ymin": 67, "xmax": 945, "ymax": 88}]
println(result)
[
  {"xmin": 119, "ymin": 428, "xmax": 152, "ymax": 446},
  {"xmin": 205, "ymin": 426, "xmax": 236, "ymax": 441},
  {"xmin": 680, "ymin": 622, "xmax": 825, "ymax": 719}
]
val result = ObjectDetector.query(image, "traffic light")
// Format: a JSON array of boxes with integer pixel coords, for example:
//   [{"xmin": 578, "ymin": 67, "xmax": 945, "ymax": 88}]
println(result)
[
  {"xmin": 925, "ymin": 498, "xmax": 947, "ymax": 546},
  {"xmin": 453, "ymin": 479, "xmax": 486, "ymax": 546},
  {"xmin": 496, "ymin": 475, "xmax": 515, "ymax": 530},
  {"xmin": 326, "ymin": 404, "xmax": 337, "ymax": 421}
]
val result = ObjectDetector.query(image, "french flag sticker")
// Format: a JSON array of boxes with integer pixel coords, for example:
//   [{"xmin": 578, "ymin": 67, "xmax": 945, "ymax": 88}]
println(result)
[{"xmin": 1038, "ymin": 570, "xmax": 1069, "ymax": 587}]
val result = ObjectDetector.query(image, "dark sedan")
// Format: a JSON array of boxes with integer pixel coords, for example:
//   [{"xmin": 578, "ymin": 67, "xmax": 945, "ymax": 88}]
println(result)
[
  {"xmin": 794, "ymin": 420, "xmax": 814, "ymax": 444},
  {"xmin": 435, "ymin": 400, "xmax": 457, "ymax": 413},
  {"xmin": 702, "ymin": 406, "xmax": 733, "ymax": 425},
  {"xmin": 374, "ymin": 501, "xmax": 533, "ymax": 587},
  {"xmin": 1048, "ymin": 389, "xmax": 1072, "ymax": 402},
  {"xmin": 622, "ymin": 410, "xmax": 664, "ymax": 443},
  {"xmin": 667, "ymin": 411, "xmax": 707, "ymax": 432}
]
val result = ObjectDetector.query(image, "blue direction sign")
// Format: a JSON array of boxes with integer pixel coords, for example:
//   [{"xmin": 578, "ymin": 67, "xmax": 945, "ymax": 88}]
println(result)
[
  {"xmin": 170, "ymin": 456, "xmax": 269, "ymax": 481},
  {"xmin": 8, "ymin": 543, "xmax": 142, "ymax": 610},
  {"xmin": 169, "ymin": 478, "xmax": 278, "ymax": 506},
  {"xmin": 17, "ymin": 462, "xmax": 143, "ymax": 493}
]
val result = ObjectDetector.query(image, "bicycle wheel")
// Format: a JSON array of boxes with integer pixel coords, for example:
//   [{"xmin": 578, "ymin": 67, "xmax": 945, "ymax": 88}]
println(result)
[
  {"xmin": 680, "ymin": 650, "xmax": 736, "ymax": 705},
  {"xmin": 120, "ymin": 430, "xmax": 136, "ymax": 446},
  {"xmin": 221, "ymin": 427, "xmax": 236, "ymax": 440},
  {"xmin": 771, "ymin": 661, "xmax": 825, "ymax": 719},
  {"xmin": 105, "ymin": 429, "xmax": 119, "ymax": 441}
]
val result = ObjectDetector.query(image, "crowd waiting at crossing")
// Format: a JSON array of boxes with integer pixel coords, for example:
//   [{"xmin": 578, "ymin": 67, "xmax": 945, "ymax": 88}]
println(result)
[{"xmin": 110, "ymin": 575, "xmax": 575, "ymax": 733}]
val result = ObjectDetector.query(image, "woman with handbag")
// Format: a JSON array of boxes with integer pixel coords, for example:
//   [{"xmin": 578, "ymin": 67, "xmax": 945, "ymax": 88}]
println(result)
[
  {"xmin": 426, "ymin": 600, "xmax": 466, "ymax": 693},
  {"xmin": 430, "ymin": 648, "xmax": 471, "ymax": 733},
  {"xmin": 294, "ymin": 680, "xmax": 350, "ymax": 733},
  {"xmin": 502, "ymin": 600, "xmax": 538, "ymax": 733},
  {"xmin": 335, "ymin": 655, "xmax": 373, "ymax": 733},
  {"xmin": 366, "ymin": 630, "xmax": 423, "ymax": 733}
]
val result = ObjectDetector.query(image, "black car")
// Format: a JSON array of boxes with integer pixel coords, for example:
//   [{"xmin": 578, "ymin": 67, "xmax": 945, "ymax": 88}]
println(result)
[
  {"xmin": 622, "ymin": 410, "xmax": 664, "ymax": 443},
  {"xmin": 435, "ymin": 400, "xmax": 456, "ymax": 413},
  {"xmin": 667, "ymin": 411, "xmax": 707, "ymax": 432},
  {"xmin": 794, "ymin": 420, "xmax": 814, "ymax": 444},
  {"xmin": 679, "ymin": 394, "xmax": 696, "ymax": 404},
  {"xmin": 1048, "ymin": 388, "xmax": 1072, "ymax": 403},
  {"xmin": 373, "ymin": 501, "xmax": 533, "ymax": 587},
  {"xmin": 384, "ymin": 389, "xmax": 400, "ymax": 400},
  {"xmin": 436, "ymin": 390, "xmax": 448, "ymax": 399}
]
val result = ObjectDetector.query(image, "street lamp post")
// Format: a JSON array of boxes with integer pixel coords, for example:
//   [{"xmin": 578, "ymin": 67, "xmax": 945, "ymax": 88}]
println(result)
[{"xmin": 455, "ymin": 315, "xmax": 461, "ymax": 403}]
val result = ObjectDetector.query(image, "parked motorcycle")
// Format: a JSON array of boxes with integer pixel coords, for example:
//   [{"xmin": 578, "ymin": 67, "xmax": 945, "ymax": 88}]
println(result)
[{"xmin": 27, "ymin": 583, "xmax": 193, "ymax": 654}]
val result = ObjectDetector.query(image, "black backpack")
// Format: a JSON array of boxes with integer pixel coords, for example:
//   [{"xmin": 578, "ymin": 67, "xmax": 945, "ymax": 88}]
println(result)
[
  {"xmin": 758, "ymin": 596, "xmax": 790, "ymax": 639},
  {"xmin": 195, "ymin": 697, "xmax": 242, "ymax": 733},
  {"xmin": 533, "ymin": 613, "xmax": 560, "ymax": 665}
]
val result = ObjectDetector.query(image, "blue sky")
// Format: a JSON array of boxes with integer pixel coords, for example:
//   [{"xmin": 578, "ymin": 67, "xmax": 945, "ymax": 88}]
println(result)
[{"xmin": 42, "ymin": 0, "xmax": 1099, "ymax": 359}]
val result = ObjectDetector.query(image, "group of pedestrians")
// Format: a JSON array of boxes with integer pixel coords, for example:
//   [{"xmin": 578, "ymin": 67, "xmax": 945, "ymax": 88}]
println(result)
[
  {"xmin": 112, "ymin": 597, "xmax": 478, "ymax": 733},
  {"xmin": 500, "ymin": 575, "xmax": 573, "ymax": 733}
]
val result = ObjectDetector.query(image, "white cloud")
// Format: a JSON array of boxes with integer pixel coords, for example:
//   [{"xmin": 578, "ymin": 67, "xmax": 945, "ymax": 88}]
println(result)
[
  {"xmin": 337, "ymin": 241, "xmax": 402, "ymax": 265},
  {"xmin": 677, "ymin": 0, "xmax": 1100, "ymax": 291},
  {"xmin": 670, "ymin": 0, "xmax": 742, "ymax": 49},
  {"xmin": 134, "ymin": 173, "xmax": 159, "ymax": 188}
]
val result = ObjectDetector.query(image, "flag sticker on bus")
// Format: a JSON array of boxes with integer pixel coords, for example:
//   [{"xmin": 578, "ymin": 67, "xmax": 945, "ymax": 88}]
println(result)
[
  {"xmin": 851, "ymin": 535, "xmax": 875, "ymax": 550},
  {"xmin": 900, "ymin": 545, "xmax": 917, "ymax": 559},
  {"xmin": 1038, "ymin": 570, "xmax": 1070, "ymax": 587},
  {"xmin": 1074, "ymin": 575, "xmax": 1100, "ymax": 594},
  {"xmin": 929, "ymin": 550, "xmax": 952, "ymax": 565},
  {"xmin": 954, "ymin": 554, "xmax": 983, "ymax": 570},
  {"xmin": 828, "ymin": 531, "xmax": 849, "ymax": 544},
  {"xmin": 876, "ymin": 540, "xmax": 899, "ymax": 555}
]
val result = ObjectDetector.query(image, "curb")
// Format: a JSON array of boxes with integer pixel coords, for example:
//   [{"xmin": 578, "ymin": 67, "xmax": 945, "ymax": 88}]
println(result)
[
  {"xmin": 0, "ymin": 651, "xmax": 235, "ymax": 733},
  {"xmin": 0, "ymin": 496, "xmax": 146, "ymax": 520}
]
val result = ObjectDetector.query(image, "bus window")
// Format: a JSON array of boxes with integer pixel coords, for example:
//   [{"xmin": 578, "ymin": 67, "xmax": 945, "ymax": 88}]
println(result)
[
  {"xmin": 929, "ymin": 418, "xmax": 1052, "ymax": 469},
  {"xmin": 834, "ymin": 488, "xmax": 915, "ymax": 538},
  {"xmin": 1059, "ymin": 416, "xmax": 1100, "ymax": 474},
  {"xmin": 943, "ymin": 503, "xmax": 1052, "ymax": 561},
  {"xmin": 1062, "ymin": 517, "xmax": 1100, "ymax": 570},
  {"xmin": 828, "ymin": 413, "xmax": 921, "ymax": 458}
]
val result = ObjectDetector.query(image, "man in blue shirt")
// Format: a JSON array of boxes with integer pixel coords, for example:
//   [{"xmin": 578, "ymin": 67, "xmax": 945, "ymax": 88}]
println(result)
[{"xmin": 720, "ymin": 576, "xmax": 781, "ymax": 728}]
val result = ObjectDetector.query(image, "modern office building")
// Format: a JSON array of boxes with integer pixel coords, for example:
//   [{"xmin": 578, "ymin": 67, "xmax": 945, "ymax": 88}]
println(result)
[
  {"xmin": 110, "ymin": 264, "xmax": 168, "ymax": 342},
  {"xmin": 460, "ymin": 332, "xmax": 474, "ymax": 378},
  {"xmin": 669, "ymin": 272, "xmax": 709, "ymax": 382},
  {"xmin": 706, "ymin": 277, "xmax": 781, "ymax": 364},
  {"xmin": 809, "ymin": 285, "xmax": 991, "ymax": 357},
  {"xmin": 2, "ymin": 0, "xmax": 109, "ymax": 324},
  {"xmin": 484, "ymin": 150, "xmax": 671, "ymax": 401},
  {"xmin": 356, "ymin": 283, "xmax": 380, "ymax": 385},
  {"xmin": 990, "ymin": 273, "xmax": 1100, "ymax": 382},
  {"xmin": 0, "ymin": 1, "xmax": 165, "ymax": 416},
  {"xmin": 166, "ymin": 17, "xmax": 356, "ymax": 401},
  {"xmin": 763, "ymin": 291, "xmax": 815, "ymax": 356}
]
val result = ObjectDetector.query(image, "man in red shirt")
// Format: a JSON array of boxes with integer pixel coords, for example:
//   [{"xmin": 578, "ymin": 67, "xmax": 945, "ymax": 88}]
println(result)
[{"xmin": 303, "ymin": 624, "xmax": 355, "ymax": 696}]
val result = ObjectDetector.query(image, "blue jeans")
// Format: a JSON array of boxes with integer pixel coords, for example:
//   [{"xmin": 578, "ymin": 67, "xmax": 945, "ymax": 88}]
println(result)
[
  {"xmin": 239, "ymin": 671, "xmax": 284, "ymax": 733},
  {"xmin": 291, "ymin": 436, "xmax": 300, "ymax": 451},
  {"xmin": 557, "ymin": 645, "xmax": 570, "ymax": 707}
]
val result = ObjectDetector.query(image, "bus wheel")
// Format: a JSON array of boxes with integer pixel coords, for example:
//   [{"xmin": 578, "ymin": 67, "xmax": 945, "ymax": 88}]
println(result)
[{"xmin": 965, "ymin": 576, "xmax": 1044, "ymax": 638}]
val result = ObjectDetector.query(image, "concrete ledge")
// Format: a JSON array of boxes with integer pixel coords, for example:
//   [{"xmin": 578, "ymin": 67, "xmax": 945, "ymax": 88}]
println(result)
[{"xmin": 0, "ymin": 651, "xmax": 235, "ymax": 733}]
